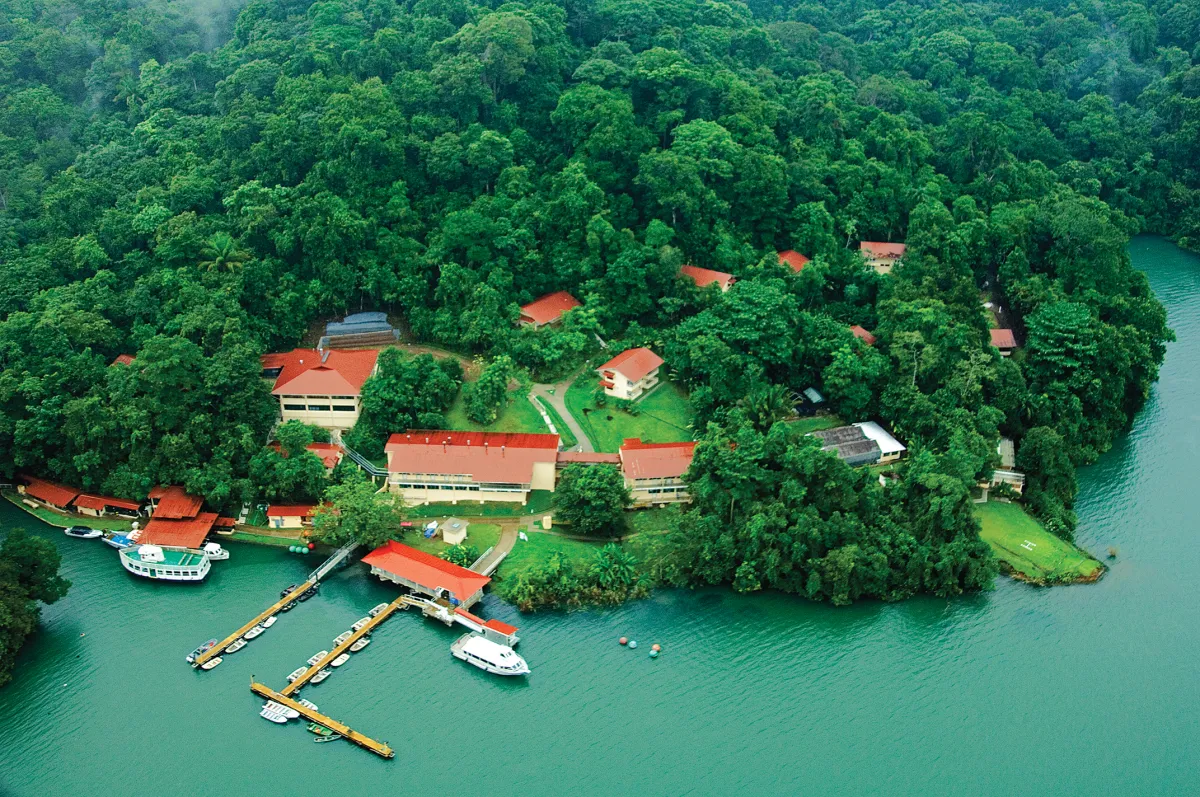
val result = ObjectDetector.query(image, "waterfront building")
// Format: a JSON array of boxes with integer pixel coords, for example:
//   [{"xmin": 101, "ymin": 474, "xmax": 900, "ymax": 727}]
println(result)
[
  {"xmin": 362, "ymin": 540, "xmax": 491, "ymax": 608},
  {"xmin": 597, "ymin": 347, "xmax": 664, "ymax": 401},
  {"xmin": 386, "ymin": 431, "xmax": 560, "ymax": 505},
  {"xmin": 266, "ymin": 505, "xmax": 318, "ymax": 529},
  {"xmin": 73, "ymin": 493, "xmax": 142, "ymax": 518},
  {"xmin": 17, "ymin": 476, "xmax": 79, "ymax": 511},
  {"xmin": 140, "ymin": 485, "xmax": 218, "ymax": 549}
]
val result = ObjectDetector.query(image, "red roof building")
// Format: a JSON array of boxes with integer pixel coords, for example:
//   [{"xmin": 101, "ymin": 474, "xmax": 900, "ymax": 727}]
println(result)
[
  {"xmin": 139, "ymin": 513, "xmax": 219, "ymax": 549},
  {"xmin": 778, "ymin": 250, "xmax": 810, "ymax": 273},
  {"xmin": 269, "ymin": 441, "xmax": 343, "ymax": 470},
  {"xmin": 148, "ymin": 486, "xmax": 204, "ymax": 519},
  {"xmin": 618, "ymin": 439, "xmax": 697, "ymax": 505},
  {"xmin": 860, "ymin": 242, "xmax": 906, "ymax": 274},
  {"xmin": 990, "ymin": 328, "xmax": 1017, "ymax": 355},
  {"xmin": 73, "ymin": 493, "xmax": 142, "ymax": 517},
  {"xmin": 850, "ymin": 325, "xmax": 877, "ymax": 345},
  {"xmin": 363, "ymin": 540, "xmax": 491, "ymax": 607},
  {"xmin": 260, "ymin": 348, "xmax": 381, "ymax": 432},
  {"xmin": 110, "ymin": 354, "xmax": 135, "ymax": 367},
  {"xmin": 518, "ymin": 291, "xmax": 581, "ymax": 328},
  {"xmin": 680, "ymin": 265, "xmax": 735, "ymax": 292},
  {"xmin": 385, "ymin": 431, "xmax": 560, "ymax": 504},
  {"xmin": 597, "ymin": 347, "xmax": 665, "ymax": 401},
  {"xmin": 266, "ymin": 504, "xmax": 318, "ymax": 529},
  {"xmin": 19, "ymin": 476, "xmax": 80, "ymax": 510}
]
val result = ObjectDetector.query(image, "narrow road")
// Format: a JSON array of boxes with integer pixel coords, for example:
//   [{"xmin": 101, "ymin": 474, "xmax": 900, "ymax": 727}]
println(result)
[{"xmin": 529, "ymin": 379, "xmax": 594, "ymax": 452}]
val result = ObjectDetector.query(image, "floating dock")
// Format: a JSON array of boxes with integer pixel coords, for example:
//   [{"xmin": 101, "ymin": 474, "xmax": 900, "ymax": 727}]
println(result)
[
  {"xmin": 280, "ymin": 593, "xmax": 407, "ymax": 696},
  {"xmin": 250, "ymin": 683, "xmax": 394, "ymax": 759}
]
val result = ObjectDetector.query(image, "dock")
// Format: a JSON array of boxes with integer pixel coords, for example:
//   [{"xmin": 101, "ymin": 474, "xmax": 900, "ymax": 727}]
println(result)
[
  {"xmin": 250, "ymin": 683, "xmax": 394, "ymax": 759},
  {"xmin": 280, "ymin": 593, "xmax": 407, "ymax": 696}
]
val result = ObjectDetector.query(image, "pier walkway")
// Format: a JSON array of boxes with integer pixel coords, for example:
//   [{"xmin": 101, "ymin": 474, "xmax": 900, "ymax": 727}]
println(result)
[
  {"xmin": 280, "ymin": 593, "xmax": 407, "ymax": 696},
  {"xmin": 469, "ymin": 525, "xmax": 516, "ymax": 576},
  {"xmin": 250, "ymin": 683, "xmax": 394, "ymax": 759}
]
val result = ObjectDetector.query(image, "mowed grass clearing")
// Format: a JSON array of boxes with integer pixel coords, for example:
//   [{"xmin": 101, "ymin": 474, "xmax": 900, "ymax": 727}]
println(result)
[
  {"xmin": 975, "ymin": 501, "xmax": 1103, "ymax": 584},
  {"xmin": 401, "ymin": 522, "xmax": 502, "ymax": 557},
  {"xmin": 445, "ymin": 387, "xmax": 549, "ymax": 436},
  {"xmin": 564, "ymin": 379, "xmax": 694, "ymax": 452}
]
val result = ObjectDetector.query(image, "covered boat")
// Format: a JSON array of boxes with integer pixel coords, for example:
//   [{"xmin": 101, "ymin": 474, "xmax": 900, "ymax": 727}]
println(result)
[{"xmin": 450, "ymin": 633, "xmax": 530, "ymax": 676}]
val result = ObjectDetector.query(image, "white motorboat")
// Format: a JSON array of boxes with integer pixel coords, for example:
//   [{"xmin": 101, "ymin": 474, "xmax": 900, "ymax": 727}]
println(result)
[
  {"xmin": 202, "ymin": 542, "xmax": 230, "ymax": 561},
  {"xmin": 225, "ymin": 639, "xmax": 247, "ymax": 654},
  {"xmin": 64, "ymin": 526, "xmax": 103, "ymax": 539},
  {"xmin": 262, "ymin": 700, "xmax": 299, "ymax": 720},
  {"xmin": 260, "ymin": 707, "xmax": 288, "ymax": 724},
  {"xmin": 286, "ymin": 667, "xmax": 307, "ymax": 683},
  {"xmin": 186, "ymin": 638, "xmax": 218, "ymax": 664},
  {"xmin": 103, "ymin": 533, "xmax": 135, "ymax": 549},
  {"xmin": 120, "ymin": 544, "xmax": 210, "ymax": 582},
  {"xmin": 307, "ymin": 651, "xmax": 328, "ymax": 666},
  {"xmin": 200, "ymin": 656, "xmax": 223, "ymax": 671},
  {"xmin": 310, "ymin": 669, "xmax": 332, "ymax": 684},
  {"xmin": 262, "ymin": 616, "xmax": 277, "ymax": 629},
  {"xmin": 330, "ymin": 654, "xmax": 350, "ymax": 667},
  {"xmin": 298, "ymin": 699, "xmax": 319, "ymax": 712},
  {"xmin": 243, "ymin": 625, "xmax": 264, "ymax": 641},
  {"xmin": 333, "ymin": 631, "xmax": 353, "ymax": 646},
  {"xmin": 368, "ymin": 602, "xmax": 389, "ymax": 617},
  {"xmin": 351, "ymin": 618, "xmax": 370, "ymax": 632},
  {"xmin": 450, "ymin": 633, "xmax": 530, "ymax": 676},
  {"xmin": 349, "ymin": 637, "xmax": 371, "ymax": 653}
]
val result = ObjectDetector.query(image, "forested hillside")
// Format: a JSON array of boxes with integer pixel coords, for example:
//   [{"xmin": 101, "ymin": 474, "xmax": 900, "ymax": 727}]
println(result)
[{"xmin": 0, "ymin": 0, "xmax": 1185, "ymax": 602}]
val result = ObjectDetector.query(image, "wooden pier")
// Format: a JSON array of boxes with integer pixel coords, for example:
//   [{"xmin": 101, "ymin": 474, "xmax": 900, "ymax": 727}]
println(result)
[
  {"xmin": 193, "ymin": 580, "xmax": 314, "ymax": 668},
  {"xmin": 250, "ymin": 683, "xmax": 394, "ymax": 759},
  {"xmin": 280, "ymin": 594, "xmax": 408, "ymax": 695}
]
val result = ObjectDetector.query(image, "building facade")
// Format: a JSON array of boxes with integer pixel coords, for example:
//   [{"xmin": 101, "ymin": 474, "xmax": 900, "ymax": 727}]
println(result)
[
  {"xmin": 618, "ymin": 439, "xmax": 697, "ymax": 506},
  {"xmin": 386, "ymin": 431, "xmax": 560, "ymax": 505},
  {"xmin": 597, "ymin": 347, "xmax": 664, "ymax": 401},
  {"xmin": 261, "ymin": 348, "xmax": 380, "ymax": 435},
  {"xmin": 860, "ymin": 241, "xmax": 906, "ymax": 275}
]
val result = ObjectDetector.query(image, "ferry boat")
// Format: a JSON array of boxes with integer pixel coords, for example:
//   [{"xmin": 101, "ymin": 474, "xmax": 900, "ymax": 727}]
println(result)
[
  {"xmin": 349, "ymin": 637, "xmax": 371, "ymax": 653},
  {"xmin": 186, "ymin": 638, "xmax": 219, "ymax": 664},
  {"xmin": 451, "ymin": 633, "xmax": 530, "ymax": 676},
  {"xmin": 310, "ymin": 669, "xmax": 332, "ymax": 684},
  {"xmin": 64, "ymin": 526, "xmax": 103, "ymax": 539},
  {"xmin": 120, "ymin": 545, "xmax": 210, "ymax": 582},
  {"xmin": 202, "ymin": 542, "xmax": 229, "ymax": 561}
]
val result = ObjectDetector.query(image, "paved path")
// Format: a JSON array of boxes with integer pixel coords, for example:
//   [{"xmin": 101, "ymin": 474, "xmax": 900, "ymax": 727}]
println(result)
[
  {"xmin": 529, "ymin": 379, "xmax": 594, "ymax": 452},
  {"xmin": 472, "ymin": 524, "xmax": 519, "ymax": 575}
]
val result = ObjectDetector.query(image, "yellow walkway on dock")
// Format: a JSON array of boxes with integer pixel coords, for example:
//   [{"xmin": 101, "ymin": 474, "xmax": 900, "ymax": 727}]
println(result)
[
  {"xmin": 280, "ymin": 594, "xmax": 408, "ymax": 696},
  {"xmin": 250, "ymin": 683, "xmax": 394, "ymax": 759},
  {"xmin": 193, "ymin": 580, "xmax": 314, "ymax": 668}
]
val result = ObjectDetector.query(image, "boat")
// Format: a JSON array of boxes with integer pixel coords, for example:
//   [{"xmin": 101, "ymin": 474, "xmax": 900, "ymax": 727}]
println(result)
[
  {"xmin": 262, "ymin": 616, "xmax": 277, "ymax": 629},
  {"xmin": 349, "ymin": 637, "xmax": 371, "ymax": 653},
  {"xmin": 64, "ymin": 526, "xmax": 103, "ymax": 539},
  {"xmin": 263, "ymin": 701, "xmax": 300, "ymax": 720},
  {"xmin": 102, "ymin": 533, "xmax": 135, "ymax": 549},
  {"xmin": 225, "ymin": 639, "xmax": 247, "ymax": 654},
  {"xmin": 243, "ymin": 625, "xmax": 264, "ymax": 641},
  {"xmin": 280, "ymin": 584, "xmax": 299, "ymax": 598},
  {"xmin": 298, "ymin": 699, "xmax": 319, "ymax": 712},
  {"xmin": 298, "ymin": 589, "xmax": 314, "ymax": 602},
  {"xmin": 330, "ymin": 653, "xmax": 350, "ymax": 667},
  {"xmin": 120, "ymin": 544, "xmax": 210, "ymax": 582},
  {"xmin": 333, "ymin": 631, "xmax": 353, "ymax": 646},
  {"xmin": 286, "ymin": 667, "xmax": 308, "ymax": 683},
  {"xmin": 368, "ymin": 602, "xmax": 389, "ymax": 617},
  {"xmin": 351, "ymin": 618, "xmax": 370, "ymax": 631},
  {"xmin": 280, "ymin": 600, "xmax": 298, "ymax": 612},
  {"xmin": 307, "ymin": 722, "xmax": 335, "ymax": 737},
  {"xmin": 200, "ymin": 656, "xmax": 223, "ymax": 671},
  {"xmin": 186, "ymin": 639, "xmax": 219, "ymax": 664},
  {"xmin": 310, "ymin": 669, "xmax": 332, "ymax": 684},
  {"xmin": 307, "ymin": 651, "xmax": 329, "ymax": 666},
  {"xmin": 260, "ymin": 707, "xmax": 288, "ymax": 724},
  {"xmin": 202, "ymin": 542, "xmax": 229, "ymax": 561},
  {"xmin": 314, "ymin": 734, "xmax": 342, "ymax": 743},
  {"xmin": 450, "ymin": 633, "xmax": 530, "ymax": 676}
]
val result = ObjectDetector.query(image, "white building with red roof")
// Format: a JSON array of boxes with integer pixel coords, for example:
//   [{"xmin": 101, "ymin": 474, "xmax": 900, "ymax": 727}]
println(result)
[
  {"xmin": 618, "ymin": 438, "xmax": 698, "ymax": 506},
  {"xmin": 680, "ymin": 264, "xmax": 735, "ymax": 292},
  {"xmin": 17, "ymin": 475, "xmax": 80, "ymax": 511},
  {"xmin": 989, "ymin": 328, "xmax": 1017, "ymax": 356},
  {"xmin": 386, "ymin": 430, "xmax": 560, "ymax": 505},
  {"xmin": 597, "ymin": 347, "xmax": 664, "ymax": 401},
  {"xmin": 518, "ymin": 291, "xmax": 581, "ymax": 328},
  {"xmin": 266, "ymin": 504, "xmax": 319, "ymax": 529},
  {"xmin": 260, "ymin": 348, "xmax": 380, "ymax": 434},
  {"xmin": 362, "ymin": 540, "xmax": 491, "ymax": 608},
  {"xmin": 140, "ymin": 485, "xmax": 217, "ymax": 549},
  {"xmin": 860, "ymin": 241, "xmax": 906, "ymax": 275}
]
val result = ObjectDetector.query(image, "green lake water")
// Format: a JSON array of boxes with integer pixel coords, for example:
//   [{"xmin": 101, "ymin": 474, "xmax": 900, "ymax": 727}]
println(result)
[{"xmin": 1, "ymin": 237, "xmax": 1198, "ymax": 795}]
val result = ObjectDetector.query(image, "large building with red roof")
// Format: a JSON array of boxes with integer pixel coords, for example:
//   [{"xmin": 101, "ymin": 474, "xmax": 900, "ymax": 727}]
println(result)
[
  {"xmin": 618, "ymin": 438, "xmax": 698, "ymax": 506},
  {"xmin": 860, "ymin": 241, "xmax": 906, "ymax": 275},
  {"xmin": 518, "ymin": 291, "xmax": 581, "ymax": 328},
  {"xmin": 597, "ymin": 347, "xmax": 664, "ymax": 401},
  {"xmin": 73, "ymin": 493, "xmax": 143, "ymax": 518},
  {"xmin": 386, "ymin": 430, "xmax": 560, "ymax": 505},
  {"xmin": 139, "ymin": 485, "xmax": 217, "ymax": 549},
  {"xmin": 362, "ymin": 540, "xmax": 491, "ymax": 608},
  {"xmin": 260, "ymin": 348, "xmax": 380, "ymax": 434},
  {"xmin": 17, "ymin": 476, "xmax": 80, "ymax": 511},
  {"xmin": 680, "ymin": 264, "xmax": 735, "ymax": 292}
]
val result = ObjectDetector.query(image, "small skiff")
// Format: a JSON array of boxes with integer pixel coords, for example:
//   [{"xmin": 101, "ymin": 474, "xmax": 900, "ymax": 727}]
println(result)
[
  {"xmin": 333, "ymin": 631, "xmax": 353, "ymax": 646},
  {"xmin": 330, "ymin": 653, "xmax": 350, "ymax": 668},
  {"xmin": 351, "ymin": 618, "xmax": 370, "ymax": 631},
  {"xmin": 262, "ymin": 616, "xmax": 277, "ymax": 629},
  {"xmin": 307, "ymin": 651, "xmax": 329, "ymax": 666},
  {"xmin": 260, "ymin": 708, "xmax": 288, "ymax": 724},
  {"xmin": 243, "ymin": 625, "xmax": 264, "ymax": 641},
  {"xmin": 286, "ymin": 667, "xmax": 308, "ymax": 682},
  {"xmin": 349, "ymin": 637, "xmax": 371, "ymax": 653},
  {"xmin": 200, "ymin": 656, "xmax": 223, "ymax": 671},
  {"xmin": 368, "ymin": 602, "xmax": 389, "ymax": 617},
  {"xmin": 298, "ymin": 699, "xmax": 319, "ymax": 712},
  {"xmin": 225, "ymin": 639, "xmax": 247, "ymax": 654},
  {"xmin": 310, "ymin": 669, "xmax": 333, "ymax": 684}
]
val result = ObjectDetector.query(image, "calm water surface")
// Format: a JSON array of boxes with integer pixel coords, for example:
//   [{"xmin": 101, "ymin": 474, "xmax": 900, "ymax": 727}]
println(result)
[{"xmin": 1, "ymin": 237, "xmax": 1198, "ymax": 796}]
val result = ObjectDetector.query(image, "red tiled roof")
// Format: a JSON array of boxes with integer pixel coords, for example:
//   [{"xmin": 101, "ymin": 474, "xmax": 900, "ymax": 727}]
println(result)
[
  {"xmin": 149, "ymin": 486, "xmax": 204, "ymax": 519},
  {"xmin": 261, "ymin": 349, "xmax": 379, "ymax": 396},
  {"xmin": 778, "ymin": 250, "xmax": 810, "ymax": 273},
  {"xmin": 619, "ymin": 439, "xmax": 698, "ymax": 480},
  {"xmin": 680, "ymin": 265, "xmax": 735, "ymax": 291},
  {"xmin": 519, "ymin": 291, "xmax": 580, "ymax": 326},
  {"xmin": 215, "ymin": 516, "xmax": 237, "ymax": 528},
  {"xmin": 269, "ymin": 441, "xmax": 343, "ymax": 469},
  {"xmin": 990, "ymin": 328, "xmax": 1017, "ymax": 349},
  {"xmin": 850, "ymin": 325, "xmax": 877, "ymax": 345},
  {"xmin": 20, "ymin": 476, "xmax": 79, "ymax": 508},
  {"xmin": 597, "ymin": 348, "xmax": 664, "ymax": 383},
  {"xmin": 139, "ymin": 512, "xmax": 218, "ymax": 549},
  {"xmin": 110, "ymin": 354, "xmax": 135, "ymax": 367},
  {"xmin": 266, "ymin": 504, "xmax": 317, "ymax": 517},
  {"xmin": 73, "ymin": 493, "xmax": 141, "ymax": 512},
  {"xmin": 556, "ymin": 451, "xmax": 622, "ymax": 465},
  {"xmin": 484, "ymin": 618, "xmax": 518, "ymax": 635},
  {"xmin": 362, "ymin": 541, "xmax": 491, "ymax": 604},
  {"xmin": 386, "ymin": 430, "xmax": 559, "ymax": 484},
  {"xmin": 860, "ymin": 241, "xmax": 906, "ymax": 258}
]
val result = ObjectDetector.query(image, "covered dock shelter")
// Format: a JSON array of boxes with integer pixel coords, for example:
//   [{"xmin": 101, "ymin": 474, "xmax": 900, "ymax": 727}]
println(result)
[{"xmin": 362, "ymin": 540, "xmax": 491, "ymax": 609}]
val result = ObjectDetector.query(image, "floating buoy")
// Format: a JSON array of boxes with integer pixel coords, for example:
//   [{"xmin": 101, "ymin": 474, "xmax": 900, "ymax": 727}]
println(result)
[
  {"xmin": 651, "ymin": 643, "xmax": 661, "ymax": 652},
  {"xmin": 629, "ymin": 640, "xmax": 638, "ymax": 649},
  {"xmin": 649, "ymin": 649, "xmax": 659, "ymax": 659},
  {"xmin": 619, "ymin": 637, "xmax": 628, "ymax": 646},
  {"xmin": 307, "ymin": 542, "xmax": 315, "ymax": 551}
]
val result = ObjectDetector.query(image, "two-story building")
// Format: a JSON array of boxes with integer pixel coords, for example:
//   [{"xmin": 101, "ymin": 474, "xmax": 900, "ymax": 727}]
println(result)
[
  {"xmin": 860, "ymin": 241, "xmax": 906, "ymax": 275},
  {"xmin": 618, "ymin": 438, "xmax": 697, "ymax": 506},
  {"xmin": 518, "ymin": 291, "xmax": 581, "ymax": 328},
  {"xmin": 597, "ymin": 348, "xmax": 664, "ymax": 401},
  {"xmin": 261, "ymin": 348, "xmax": 380, "ymax": 436},
  {"xmin": 386, "ymin": 431, "xmax": 560, "ymax": 505}
]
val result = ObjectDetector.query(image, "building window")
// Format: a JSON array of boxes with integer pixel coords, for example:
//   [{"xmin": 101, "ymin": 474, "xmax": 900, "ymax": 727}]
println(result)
[
  {"xmin": 332, "ymin": 395, "xmax": 354, "ymax": 400},
  {"xmin": 283, "ymin": 403, "xmax": 306, "ymax": 411},
  {"xmin": 332, "ymin": 405, "xmax": 356, "ymax": 412},
  {"xmin": 307, "ymin": 405, "xmax": 331, "ymax": 412}
]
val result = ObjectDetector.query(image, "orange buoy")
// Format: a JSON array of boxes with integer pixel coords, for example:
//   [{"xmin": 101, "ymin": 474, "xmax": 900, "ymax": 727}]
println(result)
[
  {"xmin": 619, "ymin": 637, "xmax": 628, "ymax": 646},
  {"xmin": 651, "ymin": 643, "xmax": 661, "ymax": 652}
]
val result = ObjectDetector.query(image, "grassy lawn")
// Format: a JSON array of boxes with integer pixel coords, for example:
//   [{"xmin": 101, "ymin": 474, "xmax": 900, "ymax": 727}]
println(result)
[
  {"xmin": 445, "ymin": 388, "xmax": 548, "ymax": 436},
  {"xmin": 788, "ymin": 414, "xmax": 844, "ymax": 434},
  {"xmin": 564, "ymin": 379, "xmax": 694, "ymax": 452},
  {"xmin": 975, "ymin": 501, "xmax": 1103, "ymax": 584},
  {"xmin": 3, "ymin": 492, "xmax": 138, "ymax": 531},
  {"xmin": 533, "ymin": 396, "xmax": 577, "ymax": 449},
  {"xmin": 400, "ymin": 522, "xmax": 501, "ymax": 558},
  {"xmin": 403, "ymin": 490, "xmax": 554, "ymax": 518},
  {"xmin": 498, "ymin": 530, "xmax": 606, "ymax": 575},
  {"xmin": 227, "ymin": 531, "xmax": 299, "ymax": 548}
]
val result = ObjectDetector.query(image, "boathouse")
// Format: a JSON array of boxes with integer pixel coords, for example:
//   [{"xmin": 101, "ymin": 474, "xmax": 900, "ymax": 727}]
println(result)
[
  {"xmin": 385, "ymin": 431, "xmax": 560, "ymax": 505},
  {"xmin": 362, "ymin": 540, "xmax": 491, "ymax": 608},
  {"xmin": 139, "ymin": 486, "xmax": 217, "ymax": 548},
  {"xmin": 17, "ymin": 476, "xmax": 79, "ymax": 511}
]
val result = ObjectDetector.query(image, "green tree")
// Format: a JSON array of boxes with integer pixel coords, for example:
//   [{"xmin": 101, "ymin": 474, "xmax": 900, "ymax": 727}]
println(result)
[
  {"xmin": 553, "ymin": 464, "xmax": 631, "ymax": 536},
  {"xmin": 0, "ymin": 530, "xmax": 71, "ymax": 687},
  {"xmin": 311, "ymin": 476, "xmax": 402, "ymax": 549}
]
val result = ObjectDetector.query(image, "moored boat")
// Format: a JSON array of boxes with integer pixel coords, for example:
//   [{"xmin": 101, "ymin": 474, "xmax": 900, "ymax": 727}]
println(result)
[
  {"xmin": 225, "ymin": 639, "xmax": 247, "ymax": 654},
  {"xmin": 368, "ymin": 602, "xmax": 389, "ymax": 617},
  {"xmin": 333, "ymin": 631, "xmax": 353, "ymax": 646},
  {"xmin": 280, "ymin": 600, "xmax": 298, "ymax": 612},
  {"xmin": 310, "ymin": 669, "xmax": 332, "ymax": 684},
  {"xmin": 103, "ymin": 533, "xmax": 135, "ymax": 549},
  {"xmin": 450, "ymin": 633, "xmax": 530, "ymax": 676},
  {"xmin": 202, "ymin": 542, "xmax": 229, "ymax": 561},
  {"xmin": 298, "ymin": 699, "xmax": 319, "ymax": 711},
  {"xmin": 121, "ymin": 544, "xmax": 210, "ymax": 582},
  {"xmin": 307, "ymin": 651, "xmax": 329, "ymax": 666},
  {"xmin": 351, "ymin": 618, "xmax": 370, "ymax": 631},
  {"xmin": 286, "ymin": 667, "xmax": 307, "ymax": 682},
  {"xmin": 349, "ymin": 637, "xmax": 371, "ymax": 653},
  {"xmin": 330, "ymin": 653, "xmax": 350, "ymax": 667},
  {"xmin": 260, "ymin": 706, "xmax": 288, "ymax": 724},
  {"xmin": 243, "ymin": 625, "xmax": 264, "ymax": 641},
  {"xmin": 186, "ymin": 638, "xmax": 219, "ymax": 664},
  {"xmin": 262, "ymin": 616, "xmax": 277, "ymax": 628},
  {"xmin": 200, "ymin": 656, "xmax": 223, "ymax": 671},
  {"xmin": 64, "ymin": 526, "xmax": 103, "ymax": 539},
  {"xmin": 314, "ymin": 733, "xmax": 341, "ymax": 743},
  {"xmin": 280, "ymin": 584, "xmax": 299, "ymax": 598}
]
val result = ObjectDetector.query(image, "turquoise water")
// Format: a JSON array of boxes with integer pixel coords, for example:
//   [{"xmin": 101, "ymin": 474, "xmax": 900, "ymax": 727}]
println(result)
[{"xmin": 1, "ymin": 237, "xmax": 1197, "ymax": 795}]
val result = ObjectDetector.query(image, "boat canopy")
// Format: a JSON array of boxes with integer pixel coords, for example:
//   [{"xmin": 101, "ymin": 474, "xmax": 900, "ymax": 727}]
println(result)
[{"xmin": 138, "ymin": 545, "xmax": 165, "ymax": 563}]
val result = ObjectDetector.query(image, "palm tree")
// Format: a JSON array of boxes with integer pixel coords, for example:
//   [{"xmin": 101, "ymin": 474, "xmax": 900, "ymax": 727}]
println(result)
[
  {"xmin": 198, "ymin": 232, "xmax": 248, "ymax": 272},
  {"xmin": 740, "ymin": 384, "xmax": 794, "ymax": 431},
  {"xmin": 594, "ymin": 543, "xmax": 639, "ymax": 590}
]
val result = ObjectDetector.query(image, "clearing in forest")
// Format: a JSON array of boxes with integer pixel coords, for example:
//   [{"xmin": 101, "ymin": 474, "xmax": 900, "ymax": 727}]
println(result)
[
  {"xmin": 975, "ymin": 501, "xmax": 1103, "ymax": 584},
  {"xmin": 564, "ymin": 379, "xmax": 694, "ymax": 453}
]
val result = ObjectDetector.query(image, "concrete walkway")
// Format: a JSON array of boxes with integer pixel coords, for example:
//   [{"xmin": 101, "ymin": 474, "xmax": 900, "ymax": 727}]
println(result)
[
  {"xmin": 472, "ymin": 524, "xmax": 518, "ymax": 575},
  {"xmin": 529, "ymin": 380, "xmax": 594, "ymax": 452}
]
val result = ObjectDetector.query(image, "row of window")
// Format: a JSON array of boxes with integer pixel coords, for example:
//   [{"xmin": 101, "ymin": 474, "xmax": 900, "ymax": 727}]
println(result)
[
  {"xmin": 280, "ymin": 395, "xmax": 356, "ymax": 400},
  {"xmin": 642, "ymin": 486, "xmax": 689, "ymax": 495},
  {"xmin": 127, "ymin": 563, "xmax": 199, "ymax": 577},
  {"xmin": 392, "ymin": 482, "xmax": 528, "ymax": 493},
  {"xmin": 283, "ymin": 404, "xmax": 357, "ymax": 413}
]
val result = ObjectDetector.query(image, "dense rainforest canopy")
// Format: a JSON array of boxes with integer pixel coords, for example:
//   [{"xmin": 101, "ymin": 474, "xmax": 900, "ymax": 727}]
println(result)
[{"xmin": 0, "ymin": 0, "xmax": 1184, "ymax": 603}]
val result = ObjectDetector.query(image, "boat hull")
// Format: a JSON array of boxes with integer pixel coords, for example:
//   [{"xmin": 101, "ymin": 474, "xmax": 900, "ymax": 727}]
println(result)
[{"xmin": 120, "ymin": 547, "xmax": 210, "ymax": 582}]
